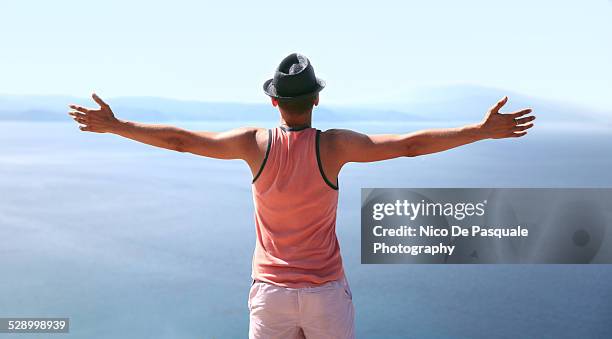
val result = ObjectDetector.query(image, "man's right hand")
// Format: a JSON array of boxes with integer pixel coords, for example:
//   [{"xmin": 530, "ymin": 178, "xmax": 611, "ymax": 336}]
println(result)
[
  {"xmin": 68, "ymin": 93, "xmax": 119, "ymax": 133},
  {"xmin": 478, "ymin": 96, "xmax": 535, "ymax": 139}
]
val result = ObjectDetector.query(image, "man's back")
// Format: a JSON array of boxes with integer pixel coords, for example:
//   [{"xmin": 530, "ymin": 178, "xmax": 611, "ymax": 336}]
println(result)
[{"xmin": 251, "ymin": 126, "xmax": 343, "ymax": 288}]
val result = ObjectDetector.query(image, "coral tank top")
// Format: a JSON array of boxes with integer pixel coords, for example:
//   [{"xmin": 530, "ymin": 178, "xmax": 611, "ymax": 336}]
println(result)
[{"xmin": 251, "ymin": 125, "xmax": 343, "ymax": 288}]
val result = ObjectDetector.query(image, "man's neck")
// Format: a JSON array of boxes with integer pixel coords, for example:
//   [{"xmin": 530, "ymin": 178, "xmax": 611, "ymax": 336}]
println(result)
[{"xmin": 279, "ymin": 112, "xmax": 312, "ymax": 129}]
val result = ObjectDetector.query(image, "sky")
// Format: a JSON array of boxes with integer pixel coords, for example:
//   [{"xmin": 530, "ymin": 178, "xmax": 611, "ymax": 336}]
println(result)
[{"xmin": 0, "ymin": 0, "xmax": 611, "ymax": 110}]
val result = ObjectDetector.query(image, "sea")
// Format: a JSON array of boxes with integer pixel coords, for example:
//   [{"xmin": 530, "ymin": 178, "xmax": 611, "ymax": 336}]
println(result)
[{"xmin": 0, "ymin": 120, "xmax": 611, "ymax": 338}]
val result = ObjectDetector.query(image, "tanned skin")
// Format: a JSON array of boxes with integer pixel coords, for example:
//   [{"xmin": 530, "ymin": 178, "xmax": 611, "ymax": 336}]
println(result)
[{"xmin": 68, "ymin": 93, "xmax": 535, "ymax": 186}]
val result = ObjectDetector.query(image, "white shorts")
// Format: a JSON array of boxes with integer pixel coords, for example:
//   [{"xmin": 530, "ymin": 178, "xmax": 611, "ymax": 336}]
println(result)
[{"xmin": 248, "ymin": 277, "xmax": 355, "ymax": 339}]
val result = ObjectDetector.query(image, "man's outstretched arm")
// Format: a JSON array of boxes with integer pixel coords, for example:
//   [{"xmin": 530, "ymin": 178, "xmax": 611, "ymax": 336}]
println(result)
[
  {"xmin": 68, "ymin": 93, "xmax": 260, "ymax": 160},
  {"xmin": 327, "ymin": 96, "xmax": 535, "ymax": 164}
]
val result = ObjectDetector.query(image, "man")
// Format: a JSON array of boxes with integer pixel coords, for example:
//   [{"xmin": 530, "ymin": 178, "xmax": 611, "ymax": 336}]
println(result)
[{"xmin": 68, "ymin": 53, "xmax": 535, "ymax": 338}]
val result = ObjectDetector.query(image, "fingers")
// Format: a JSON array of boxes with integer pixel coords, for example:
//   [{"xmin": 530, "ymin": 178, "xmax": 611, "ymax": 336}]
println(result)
[
  {"xmin": 69, "ymin": 111, "xmax": 88, "ymax": 124},
  {"xmin": 69, "ymin": 104, "xmax": 91, "ymax": 113},
  {"xmin": 68, "ymin": 111, "xmax": 93, "ymax": 131},
  {"xmin": 514, "ymin": 123, "xmax": 534, "ymax": 132},
  {"xmin": 92, "ymin": 93, "xmax": 109, "ymax": 108},
  {"xmin": 509, "ymin": 131, "xmax": 528, "ymax": 138},
  {"xmin": 515, "ymin": 115, "xmax": 536, "ymax": 125},
  {"xmin": 509, "ymin": 108, "xmax": 533, "ymax": 118},
  {"xmin": 75, "ymin": 121, "xmax": 99, "ymax": 133},
  {"xmin": 68, "ymin": 92, "xmax": 109, "ymax": 112},
  {"xmin": 67, "ymin": 95, "xmax": 107, "ymax": 133},
  {"xmin": 491, "ymin": 96, "xmax": 508, "ymax": 114},
  {"xmin": 68, "ymin": 110, "xmax": 86, "ymax": 118}
]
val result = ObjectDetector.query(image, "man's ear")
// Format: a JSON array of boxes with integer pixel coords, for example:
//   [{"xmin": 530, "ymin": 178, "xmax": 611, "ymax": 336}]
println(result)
[
  {"xmin": 314, "ymin": 94, "xmax": 319, "ymax": 106},
  {"xmin": 271, "ymin": 98, "xmax": 278, "ymax": 107}
]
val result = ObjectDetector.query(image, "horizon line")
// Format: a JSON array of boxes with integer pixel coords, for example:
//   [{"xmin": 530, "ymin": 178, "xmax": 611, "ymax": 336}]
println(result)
[{"xmin": 0, "ymin": 84, "xmax": 609, "ymax": 114}]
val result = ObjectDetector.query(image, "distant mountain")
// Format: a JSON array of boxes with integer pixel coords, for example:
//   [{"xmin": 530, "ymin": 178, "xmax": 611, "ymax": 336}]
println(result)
[
  {"xmin": 341, "ymin": 84, "xmax": 610, "ymax": 125},
  {"xmin": 0, "ymin": 85, "xmax": 608, "ymax": 125},
  {"xmin": 0, "ymin": 94, "xmax": 423, "ymax": 122}
]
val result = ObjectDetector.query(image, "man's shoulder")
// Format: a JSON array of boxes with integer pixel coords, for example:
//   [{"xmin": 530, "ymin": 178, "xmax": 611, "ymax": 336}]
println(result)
[
  {"xmin": 219, "ymin": 126, "xmax": 268, "ymax": 154},
  {"xmin": 320, "ymin": 128, "xmax": 360, "ymax": 144},
  {"xmin": 226, "ymin": 126, "xmax": 266, "ymax": 141},
  {"xmin": 231, "ymin": 126, "xmax": 264, "ymax": 135},
  {"xmin": 318, "ymin": 128, "xmax": 363, "ymax": 158}
]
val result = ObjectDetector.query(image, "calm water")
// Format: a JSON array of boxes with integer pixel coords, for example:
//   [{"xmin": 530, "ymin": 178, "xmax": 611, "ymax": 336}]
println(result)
[{"xmin": 0, "ymin": 121, "xmax": 611, "ymax": 338}]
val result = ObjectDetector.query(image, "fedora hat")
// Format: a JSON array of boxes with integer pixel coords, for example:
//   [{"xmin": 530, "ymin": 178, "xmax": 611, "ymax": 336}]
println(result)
[{"xmin": 263, "ymin": 53, "xmax": 325, "ymax": 100}]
